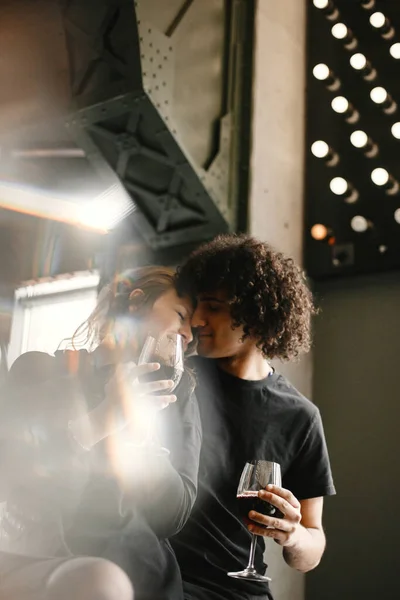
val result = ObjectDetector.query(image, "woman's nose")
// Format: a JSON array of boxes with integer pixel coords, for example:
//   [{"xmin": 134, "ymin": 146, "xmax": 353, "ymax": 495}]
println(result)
[{"xmin": 180, "ymin": 322, "xmax": 193, "ymax": 346}]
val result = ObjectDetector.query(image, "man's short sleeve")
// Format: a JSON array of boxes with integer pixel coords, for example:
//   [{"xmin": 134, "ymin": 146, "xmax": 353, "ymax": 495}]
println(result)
[{"xmin": 283, "ymin": 408, "xmax": 336, "ymax": 501}]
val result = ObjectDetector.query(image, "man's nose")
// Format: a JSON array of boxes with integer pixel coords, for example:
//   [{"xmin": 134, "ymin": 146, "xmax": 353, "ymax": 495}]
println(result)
[{"xmin": 191, "ymin": 307, "xmax": 206, "ymax": 328}]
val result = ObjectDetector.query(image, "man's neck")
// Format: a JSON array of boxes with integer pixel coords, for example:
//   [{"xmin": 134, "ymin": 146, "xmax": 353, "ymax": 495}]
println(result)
[{"xmin": 216, "ymin": 349, "xmax": 272, "ymax": 381}]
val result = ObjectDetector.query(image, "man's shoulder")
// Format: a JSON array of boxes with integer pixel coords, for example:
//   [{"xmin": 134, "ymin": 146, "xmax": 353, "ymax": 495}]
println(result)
[{"xmin": 267, "ymin": 372, "xmax": 319, "ymax": 425}]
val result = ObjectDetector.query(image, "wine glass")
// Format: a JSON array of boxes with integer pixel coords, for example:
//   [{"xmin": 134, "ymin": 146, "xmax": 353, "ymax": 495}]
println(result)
[
  {"xmin": 137, "ymin": 332, "xmax": 184, "ymax": 453},
  {"xmin": 228, "ymin": 460, "xmax": 282, "ymax": 582}
]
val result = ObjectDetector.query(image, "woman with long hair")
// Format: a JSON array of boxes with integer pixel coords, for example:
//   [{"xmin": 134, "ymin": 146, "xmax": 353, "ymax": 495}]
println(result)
[{"xmin": 0, "ymin": 266, "xmax": 201, "ymax": 600}]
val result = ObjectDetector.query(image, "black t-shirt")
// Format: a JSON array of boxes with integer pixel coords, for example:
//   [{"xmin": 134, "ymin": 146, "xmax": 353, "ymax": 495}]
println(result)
[{"xmin": 171, "ymin": 357, "xmax": 335, "ymax": 600}]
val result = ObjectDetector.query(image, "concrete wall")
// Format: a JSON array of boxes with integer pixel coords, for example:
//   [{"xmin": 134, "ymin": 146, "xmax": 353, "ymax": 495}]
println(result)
[
  {"xmin": 307, "ymin": 272, "xmax": 400, "ymax": 600},
  {"xmin": 249, "ymin": 1, "xmax": 307, "ymax": 599}
]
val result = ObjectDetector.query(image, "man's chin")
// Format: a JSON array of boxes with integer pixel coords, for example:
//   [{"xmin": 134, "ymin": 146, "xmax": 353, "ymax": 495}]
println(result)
[{"xmin": 196, "ymin": 339, "xmax": 213, "ymax": 357}]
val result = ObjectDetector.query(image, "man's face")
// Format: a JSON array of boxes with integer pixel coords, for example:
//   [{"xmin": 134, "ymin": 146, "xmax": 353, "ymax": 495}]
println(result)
[{"xmin": 191, "ymin": 291, "xmax": 254, "ymax": 359}]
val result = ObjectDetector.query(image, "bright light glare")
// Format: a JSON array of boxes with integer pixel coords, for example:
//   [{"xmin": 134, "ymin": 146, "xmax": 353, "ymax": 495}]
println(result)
[
  {"xmin": 313, "ymin": 63, "xmax": 330, "ymax": 80},
  {"xmin": 394, "ymin": 208, "xmax": 400, "ymax": 224},
  {"xmin": 351, "ymin": 216, "xmax": 368, "ymax": 232},
  {"xmin": 78, "ymin": 185, "xmax": 133, "ymax": 231},
  {"xmin": 350, "ymin": 53, "xmax": 367, "ymax": 70},
  {"xmin": 79, "ymin": 201, "xmax": 117, "ymax": 231},
  {"xmin": 331, "ymin": 96, "xmax": 349, "ymax": 113},
  {"xmin": 311, "ymin": 141, "xmax": 329, "ymax": 158},
  {"xmin": 332, "ymin": 23, "xmax": 348, "ymax": 39},
  {"xmin": 350, "ymin": 130, "xmax": 368, "ymax": 148},
  {"xmin": 370, "ymin": 86, "xmax": 388, "ymax": 104},
  {"xmin": 390, "ymin": 43, "xmax": 400, "ymax": 59},
  {"xmin": 330, "ymin": 177, "xmax": 348, "ymax": 195},
  {"xmin": 370, "ymin": 12, "xmax": 386, "ymax": 28},
  {"xmin": 0, "ymin": 182, "xmax": 133, "ymax": 233},
  {"xmin": 371, "ymin": 168, "xmax": 389, "ymax": 186},
  {"xmin": 311, "ymin": 224, "xmax": 329, "ymax": 241},
  {"xmin": 391, "ymin": 122, "xmax": 400, "ymax": 139},
  {"xmin": 313, "ymin": 0, "xmax": 329, "ymax": 8}
]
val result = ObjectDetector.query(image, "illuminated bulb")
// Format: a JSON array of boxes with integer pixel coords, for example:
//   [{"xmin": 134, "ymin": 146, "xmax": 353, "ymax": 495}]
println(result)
[
  {"xmin": 369, "ymin": 11, "xmax": 395, "ymax": 39},
  {"xmin": 313, "ymin": 63, "xmax": 330, "ymax": 80},
  {"xmin": 394, "ymin": 208, "xmax": 400, "ymax": 224},
  {"xmin": 311, "ymin": 224, "xmax": 331, "ymax": 241},
  {"xmin": 330, "ymin": 177, "xmax": 348, "ymax": 195},
  {"xmin": 310, "ymin": 141, "xmax": 339, "ymax": 166},
  {"xmin": 312, "ymin": 64, "xmax": 341, "ymax": 90},
  {"xmin": 370, "ymin": 86, "xmax": 388, "ymax": 104},
  {"xmin": 313, "ymin": 0, "xmax": 339, "ymax": 19},
  {"xmin": 331, "ymin": 96, "xmax": 359, "ymax": 123},
  {"xmin": 350, "ymin": 53, "xmax": 367, "ymax": 70},
  {"xmin": 311, "ymin": 140, "xmax": 329, "ymax": 158},
  {"xmin": 371, "ymin": 169, "xmax": 399, "ymax": 195},
  {"xmin": 332, "ymin": 23, "xmax": 348, "ymax": 39},
  {"xmin": 390, "ymin": 43, "xmax": 400, "ymax": 59},
  {"xmin": 350, "ymin": 130, "xmax": 368, "ymax": 148},
  {"xmin": 350, "ymin": 130, "xmax": 378, "ymax": 158},
  {"xmin": 370, "ymin": 12, "xmax": 386, "ymax": 28},
  {"xmin": 351, "ymin": 216, "xmax": 369, "ymax": 232},
  {"xmin": 371, "ymin": 168, "xmax": 389, "ymax": 186},
  {"xmin": 332, "ymin": 96, "xmax": 349, "ymax": 113},
  {"xmin": 391, "ymin": 122, "xmax": 400, "ymax": 139},
  {"xmin": 349, "ymin": 53, "xmax": 376, "ymax": 81}
]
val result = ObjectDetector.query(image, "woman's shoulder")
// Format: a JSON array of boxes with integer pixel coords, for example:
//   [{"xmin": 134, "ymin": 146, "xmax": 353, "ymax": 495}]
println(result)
[
  {"xmin": 8, "ymin": 351, "xmax": 57, "ymax": 385},
  {"xmin": 8, "ymin": 350, "xmax": 90, "ymax": 386}
]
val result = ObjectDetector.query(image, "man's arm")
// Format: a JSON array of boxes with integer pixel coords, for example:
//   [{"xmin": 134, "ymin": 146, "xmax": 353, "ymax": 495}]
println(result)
[
  {"xmin": 247, "ymin": 486, "xmax": 326, "ymax": 573},
  {"xmin": 282, "ymin": 497, "xmax": 325, "ymax": 572}
]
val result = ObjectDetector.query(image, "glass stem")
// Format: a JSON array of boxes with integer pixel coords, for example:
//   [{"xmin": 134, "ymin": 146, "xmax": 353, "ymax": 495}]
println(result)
[{"xmin": 247, "ymin": 534, "xmax": 257, "ymax": 570}]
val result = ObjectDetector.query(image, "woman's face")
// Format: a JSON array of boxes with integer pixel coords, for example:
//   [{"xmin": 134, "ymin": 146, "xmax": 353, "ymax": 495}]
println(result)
[{"xmin": 141, "ymin": 288, "xmax": 194, "ymax": 350}]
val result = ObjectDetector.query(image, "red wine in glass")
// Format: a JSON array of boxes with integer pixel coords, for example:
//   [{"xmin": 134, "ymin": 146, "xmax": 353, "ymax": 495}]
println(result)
[
  {"xmin": 237, "ymin": 491, "xmax": 283, "ymax": 527},
  {"xmin": 139, "ymin": 364, "xmax": 183, "ymax": 395}
]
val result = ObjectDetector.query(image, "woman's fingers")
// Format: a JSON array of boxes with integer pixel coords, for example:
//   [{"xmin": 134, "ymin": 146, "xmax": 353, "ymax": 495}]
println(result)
[
  {"xmin": 127, "ymin": 362, "xmax": 160, "ymax": 377},
  {"xmin": 138, "ymin": 379, "xmax": 175, "ymax": 394},
  {"xmin": 152, "ymin": 394, "xmax": 177, "ymax": 410},
  {"xmin": 113, "ymin": 362, "xmax": 177, "ymax": 409}
]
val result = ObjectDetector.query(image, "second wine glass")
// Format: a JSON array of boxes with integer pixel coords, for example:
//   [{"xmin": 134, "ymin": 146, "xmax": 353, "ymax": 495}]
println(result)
[{"xmin": 228, "ymin": 460, "xmax": 282, "ymax": 582}]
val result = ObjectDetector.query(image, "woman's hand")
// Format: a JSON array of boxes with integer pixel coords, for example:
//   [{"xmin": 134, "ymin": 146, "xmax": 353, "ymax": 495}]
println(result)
[
  {"xmin": 105, "ymin": 362, "xmax": 177, "ymax": 413},
  {"xmin": 69, "ymin": 362, "xmax": 177, "ymax": 449}
]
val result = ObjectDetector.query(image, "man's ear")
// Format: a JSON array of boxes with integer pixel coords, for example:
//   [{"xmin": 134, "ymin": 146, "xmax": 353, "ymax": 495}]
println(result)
[{"xmin": 128, "ymin": 289, "xmax": 145, "ymax": 313}]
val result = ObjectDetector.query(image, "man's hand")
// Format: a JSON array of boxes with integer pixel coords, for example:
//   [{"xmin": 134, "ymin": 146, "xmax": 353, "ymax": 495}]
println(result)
[
  {"xmin": 247, "ymin": 488, "xmax": 326, "ymax": 573},
  {"xmin": 247, "ymin": 484, "xmax": 302, "ymax": 547}
]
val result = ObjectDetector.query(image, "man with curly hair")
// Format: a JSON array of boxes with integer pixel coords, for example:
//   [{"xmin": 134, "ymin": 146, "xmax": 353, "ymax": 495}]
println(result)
[{"xmin": 171, "ymin": 234, "xmax": 335, "ymax": 600}]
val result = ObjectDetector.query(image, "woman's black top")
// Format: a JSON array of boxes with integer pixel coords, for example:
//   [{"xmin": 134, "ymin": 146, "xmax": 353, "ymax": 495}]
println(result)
[{"xmin": 0, "ymin": 350, "xmax": 202, "ymax": 600}]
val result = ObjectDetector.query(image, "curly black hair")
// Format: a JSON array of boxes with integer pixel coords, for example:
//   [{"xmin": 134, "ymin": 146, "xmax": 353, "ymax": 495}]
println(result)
[{"xmin": 175, "ymin": 234, "xmax": 316, "ymax": 361}]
